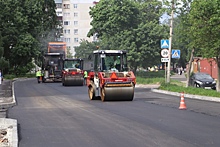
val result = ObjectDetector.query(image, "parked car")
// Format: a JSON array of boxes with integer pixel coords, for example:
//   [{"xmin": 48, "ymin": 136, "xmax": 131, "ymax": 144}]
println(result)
[{"xmin": 190, "ymin": 72, "xmax": 216, "ymax": 90}]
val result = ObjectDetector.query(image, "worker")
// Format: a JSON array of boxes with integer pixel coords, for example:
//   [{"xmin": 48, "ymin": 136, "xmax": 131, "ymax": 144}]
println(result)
[
  {"xmin": 84, "ymin": 70, "xmax": 88, "ymax": 85},
  {"xmin": 114, "ymin": 56, "xmax": 120, "ymax": 71},
  {"xmin": 75, "ymin": 63, "xmax": 80, "ymax": 69},
  {"xmin": 36, "ymin": 69, "xmax": 42, "ymax": 83}
]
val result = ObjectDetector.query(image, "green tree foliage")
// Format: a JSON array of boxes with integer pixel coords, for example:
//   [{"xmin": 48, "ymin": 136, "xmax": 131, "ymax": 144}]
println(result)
[
  {"xmin": 88, "ymin": 0, "xmax": 140, "ymax": 39},
  {"xmin": 188, "ymin": 0, "xmax": 220, "ymax": 91},
  {"xmin": 171, "ymin": 0, "xmax": 192, "ymax": 68},
  {"xmin": 0, "ymin": 0, "xmax": 59, "ymax": 75},
  {"xmin": 88, "ymin": 0, "xmax": 168, "ymax": 72},
  {"xmin": 75, "ymin": 40, "xmax": 101, "ymax": 59},
  {"xmin": 66, "ymin": 47, "xmax": 73, "ymax": 59},
  {"xmin": 0, "ymin": 32, "xmax": 9, "ymax": 72}
]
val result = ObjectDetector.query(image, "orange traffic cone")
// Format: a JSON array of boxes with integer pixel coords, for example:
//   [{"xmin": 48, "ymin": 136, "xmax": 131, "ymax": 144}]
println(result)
[{"xmin": 179, "ymin": 92, "xmax": 187, "ymax": 110}]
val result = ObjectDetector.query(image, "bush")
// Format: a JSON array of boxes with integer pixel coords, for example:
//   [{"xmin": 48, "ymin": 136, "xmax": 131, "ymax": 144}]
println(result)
[
  {"xmin": 3, "ymin": 73, "xmax": 35, "ymax": 79},
  {"xmin": 3, "ymin": 74, "xmax": 17, "ymax": 80},
  {"xmin": 136, "ymin": 77, "xmax": 165, "ymax": 84},
  {"xmin": 159, "ymin": 82, "xmax": 220, "ymax": 97},
  {"xmin": 136, "ymin": 70, "xmax": 166, "ymax": 78}
]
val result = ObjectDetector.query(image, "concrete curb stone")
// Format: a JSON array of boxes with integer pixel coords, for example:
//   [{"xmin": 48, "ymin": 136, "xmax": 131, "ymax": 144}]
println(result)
[
  {"xmin": 0, "ymin": 118, "xmax": 18, "ymax": 147},
  {"xmin": 0, "ymin": 79, "xmax": 18, "ymax": 147},
  {"xmin": 151, "ymin": 89, "xmax": 220, "ymax": 103}
]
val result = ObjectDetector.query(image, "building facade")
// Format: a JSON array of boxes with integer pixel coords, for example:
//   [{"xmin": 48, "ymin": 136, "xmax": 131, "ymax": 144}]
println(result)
[
  {"xmin": 54, "ymin": 0, "xmax": 98, "ymax": 56},
  {"xmin": 188, "ymin": 57, "xmax": 217, "ymax": 79}
]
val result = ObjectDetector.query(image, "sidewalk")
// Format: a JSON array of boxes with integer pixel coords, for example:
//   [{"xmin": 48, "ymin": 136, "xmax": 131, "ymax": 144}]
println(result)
[{"xmin": 0, "ymin": 80, "xmax": 18, "ymax": 147}]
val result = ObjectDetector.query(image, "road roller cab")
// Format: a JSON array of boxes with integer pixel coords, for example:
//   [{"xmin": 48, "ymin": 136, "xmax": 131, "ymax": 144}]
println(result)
[
  {"xmin": 62, "ymin": 58, "xmax": 84, "ymax": 86},
  {"xmin": 87, "ymin": 50, "xmax": 136, "ymax": 101}
]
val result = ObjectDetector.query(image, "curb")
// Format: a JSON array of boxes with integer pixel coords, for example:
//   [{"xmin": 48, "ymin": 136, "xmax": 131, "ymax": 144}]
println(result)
[
  {"xmin": 151, "ymin": 89, "xmax": 220, "ymax": 103},
  {"xmin": 0, "ymin": 80, "xmax": 16, "ymax": 109},
  {"xmin": 0, "ymin": 80, "xmax": 18, "ymax": 147},
  {"xmin": 0, "ymin": 118, "xmax": 18, "ymax": 147}
]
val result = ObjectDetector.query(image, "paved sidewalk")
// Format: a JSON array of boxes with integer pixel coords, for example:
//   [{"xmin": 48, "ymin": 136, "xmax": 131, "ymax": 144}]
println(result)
[{"xmin": 0, "ymin": 80, "xmax": 18, "ymax": 147}]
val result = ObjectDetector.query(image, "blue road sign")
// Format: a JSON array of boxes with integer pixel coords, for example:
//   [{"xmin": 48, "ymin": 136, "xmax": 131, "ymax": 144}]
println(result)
[
  {"xmin": 172, "ymin": 50, "xmax": 180, "ymax": 58},
  {"xmin": 161, "ymin": 40, "xmax": 169, "ymax": 48}
]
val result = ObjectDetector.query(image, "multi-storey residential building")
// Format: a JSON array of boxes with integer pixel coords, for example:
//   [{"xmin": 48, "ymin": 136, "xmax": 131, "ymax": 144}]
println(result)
[{"xmin": 54, "ymin": 0, "xmax": 98, "ymax": 56}]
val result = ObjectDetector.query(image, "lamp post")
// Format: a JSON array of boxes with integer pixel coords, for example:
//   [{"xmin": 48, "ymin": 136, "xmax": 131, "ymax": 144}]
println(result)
[{"xmin": 167, "ymin": 0, "xmax": 174, "ymax": 83}]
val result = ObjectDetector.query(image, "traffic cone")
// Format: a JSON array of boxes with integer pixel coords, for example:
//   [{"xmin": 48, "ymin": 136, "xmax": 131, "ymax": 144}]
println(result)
[{"xmin": 179, "ymin": 92, "xmax": 187, "ymax": 110}]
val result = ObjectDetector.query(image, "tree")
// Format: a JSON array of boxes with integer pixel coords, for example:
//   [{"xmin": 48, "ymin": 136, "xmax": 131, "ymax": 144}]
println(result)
[
  {"xmin": 88, "ymin": 0, "xmax": 168, "ymax": 71},
  {"xmin": 0, "ymin": 32, "xmax": 9, "ymax": 73},
  {"xmin": 188, "ymin": 0, "xmax": 220, "ymax": 91},
  {"xmin": 88, "ymin": 0, "xmax": 140, "ymax": 40},
  {"xmin": 75, "ymin": 40, "xmax": 101, "ymax": 59},
  {"xmin": 0, "ymin": 0, "xmax": 59, "ymax": 75},
  {"xmin": 163, "ymin": 0, "xmax": 196, "ymax": 86}
]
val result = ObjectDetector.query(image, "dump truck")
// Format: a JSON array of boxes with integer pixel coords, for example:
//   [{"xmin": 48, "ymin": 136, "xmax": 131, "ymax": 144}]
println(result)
[
  {"xmin": 62, "ymin": 58, "xmax": 84, "ymax": 86},
  {"xmin": 42, "ymin": 53, "xmax": 64, "ymax": 82},
  {"xmin": 42, "ymin": 42, "xmax": 66, "ymax": 82},
  {"xmin": 48, "ymin": 42, "xmax": 66, "ymax": 58},
  {"xmin": 87, "ymin": 50, "xmax": 136, "ymax": 101}
]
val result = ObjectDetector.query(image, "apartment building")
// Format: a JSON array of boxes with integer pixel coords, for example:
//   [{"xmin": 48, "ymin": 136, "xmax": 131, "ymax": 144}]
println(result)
[{"xmin": 54, "ymin": 0, "xmax": 98, "ymax": 56}]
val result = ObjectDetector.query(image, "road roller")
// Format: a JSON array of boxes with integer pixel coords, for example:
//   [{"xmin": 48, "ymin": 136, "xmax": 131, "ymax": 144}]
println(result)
[
  {"xmin": 62, "ymin": 58, "xmax": 84, "ymax": 86},
  {"xmin": 87, "ymin": 50, "xmax": 136, "ymax": 101}
]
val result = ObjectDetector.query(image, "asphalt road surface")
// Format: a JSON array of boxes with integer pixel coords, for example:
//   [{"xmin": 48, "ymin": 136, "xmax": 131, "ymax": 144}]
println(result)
[{"xmin": 8, "ymin": 78, "xmax": 220, "ymax": 147}]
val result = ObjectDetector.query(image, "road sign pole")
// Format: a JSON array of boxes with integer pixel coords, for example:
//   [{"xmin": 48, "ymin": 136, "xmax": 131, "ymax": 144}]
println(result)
[
  {"xmin": 165, "ymin": 62, "xmax": 167, "ymax": 83},
  {"xmin": 167, "ymin": 0, "xmax": 174, "ymax": 83}
]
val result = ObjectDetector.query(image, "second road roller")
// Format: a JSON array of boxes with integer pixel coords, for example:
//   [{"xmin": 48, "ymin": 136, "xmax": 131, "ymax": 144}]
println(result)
[
  {"xmin": 62, "ymin": 58, "xmax": 84, "ymax": 86},
  {"xmin": 86, "ymin": 50, "xmax": 136, "ymax": 101}
]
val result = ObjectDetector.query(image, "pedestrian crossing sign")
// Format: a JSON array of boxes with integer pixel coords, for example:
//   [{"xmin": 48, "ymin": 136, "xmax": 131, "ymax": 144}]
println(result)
[
  {"xmin": 172, "ymin": 50, "xmax": 180, "ymax": 58},
  {"xmin": 161, "ymin": 40, "xmax": 169, "ymax": 48}
]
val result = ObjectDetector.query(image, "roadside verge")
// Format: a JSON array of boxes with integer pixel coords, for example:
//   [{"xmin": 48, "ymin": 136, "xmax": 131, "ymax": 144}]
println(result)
[{"xmin": 152, "ymin": 89, "xmax": 220, "ymax": 103}]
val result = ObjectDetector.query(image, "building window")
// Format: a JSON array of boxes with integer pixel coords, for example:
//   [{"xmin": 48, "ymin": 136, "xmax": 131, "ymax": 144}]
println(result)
[
  {"xmin": 74, "ymin": 38, "xmax": 78, "ymax": 42},
  {"xmin": 63, "ymin": 12, "xmax": 70, "ymax": 17},
  {"xmin": 73, "ymin": 4, "xmax": 77, "ymax": 8},
  {"xmin": 74, "ymin": 13, "xmax": 78, "ymax": 17},
  {"xmin": 74, "ymin": 21, "xmax": 78, "ymax": 26},
  {"xmin": 64, "ymin": 38, "xmax": 71, "ymax": 42},
  {"xmin": 56, "ymin": 3, "xmax": 62, "ymax": 8},
  {"xmin": 63, "ymin": 4, "xmax": 70, "ymax": 9},
  {"xmin": 74, "ymin": 29, "xmax": 78, "ymax": 35},
  {"xmin": 64, "ymin": 29, "xmax": 70, "ymax": 34},
  {"xmin": 63, "ymin": 21, "xmax": 70, "ymax": 25},
  {"xmin": 67, "ymin": 46, "xmax": 71, "ymax": 50},
  {"xmin": 56, "ymin": 12, "xmax": 62, "ymax": 16}
]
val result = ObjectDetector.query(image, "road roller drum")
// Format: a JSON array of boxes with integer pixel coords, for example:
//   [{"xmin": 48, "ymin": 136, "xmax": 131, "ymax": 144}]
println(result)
[
  {"xmin": 62, "ymin": 76, "xmax": 83, "ymax": 86},
  {"xmin": 62, "ymin": 58, "xmax": 84, "ymax": 86},
  {"xmin": 101, "ymin": 84, "xmax": 134, "ymax": 101}
]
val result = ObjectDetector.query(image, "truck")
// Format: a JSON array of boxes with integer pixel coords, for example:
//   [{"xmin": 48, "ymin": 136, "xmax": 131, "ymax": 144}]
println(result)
[
  {"xmin": 48, "ymin": 42, "xmax": 66, "ymax": 58},
  {"xmin": 42, "ymin": 42, "xmax": 66, "ymax": 82},
  {"xmin": 86, "ymin": 50, "xmax": 136, "ymax": 101}
]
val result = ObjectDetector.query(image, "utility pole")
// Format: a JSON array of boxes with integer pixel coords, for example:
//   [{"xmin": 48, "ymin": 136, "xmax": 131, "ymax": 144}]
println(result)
[{"xmin": 167, "ymin": 0, "xmax": 174, "ymax": 83}]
